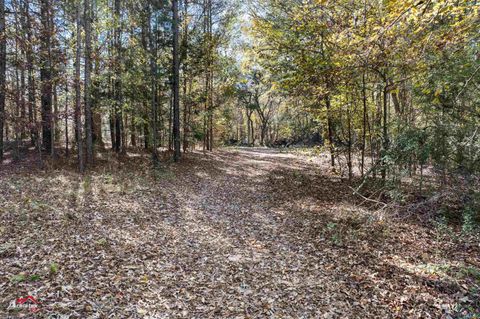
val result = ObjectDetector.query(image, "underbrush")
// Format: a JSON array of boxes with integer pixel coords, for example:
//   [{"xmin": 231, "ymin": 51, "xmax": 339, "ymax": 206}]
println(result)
[{"xmin": 354, "ymin": 175, "xmax": 480, "ymax": 239}]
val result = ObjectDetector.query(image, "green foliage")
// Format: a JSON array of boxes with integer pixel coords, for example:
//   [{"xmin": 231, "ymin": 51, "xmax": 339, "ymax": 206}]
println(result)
[
  {"xmin": 252, "ymin": 0, "xmax": 478, "ymax": 167},
  {"xmin": 96, "ymin": 238, "xmax": 108, "ymax": 247},
  {"xmin": 10, "ymin": 273, "xmax": 41, "ymax": 283},
  {"xmin": 29, "ymin": 274, "xmax": 41, "ymax": 282},
  {"xmin": 49, "ymin": 263, "xmax": 59, "ymax": 275},
  {"xmin": 389, "ymin": 127, "xmax": 431, "ymax": 166},
  {"xmin": 10, "ymin": 274, "xmax": 26, "ymax": 283}
]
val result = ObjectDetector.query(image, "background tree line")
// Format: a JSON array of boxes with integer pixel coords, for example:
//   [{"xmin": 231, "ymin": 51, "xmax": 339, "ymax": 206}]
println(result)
[
  {"xmin": 243, "ymin": 0, "xmax": 479, "ymax": 227},
  {"xmin": 0, "ymin": 0, "xmax": 479, "ymax": 223},
  {"xmin": 0, "ymin": 0, "xmax": 237, "ymax": 169}
]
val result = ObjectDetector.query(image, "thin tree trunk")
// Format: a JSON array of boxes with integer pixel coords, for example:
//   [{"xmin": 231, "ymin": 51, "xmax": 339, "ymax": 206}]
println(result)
[
  {"xmin": 65, "ymin": 85, "xmax": 69, "ymax": 157},
  {"xmin": 247, "ymin": 111, "xmax": 251, "ymax": 145},
  {"xmin": 114, "ymin": 0, "xmax": 122, "ymax": 154},
  {"xmin": 91, "ymin": 0, "xmax": 103, "ymax": 148},
  {"xmin": 182, "ymin": 0, "xmax": 189, "ymax": 153},
  {"xmin": 206, "ymin": 0, "xmax": 213, "ymax": 151},
  {"xmin": 169, "ymin": 90, "xmax": 173, "ymax": 151},
  {"xmin": 109, "ymin": 110, "xmax": 115, "ymax": 150},
  {"xmin": 53, "ymin": 85, "xmax": 59, "ymax": 143},
  {"xmin": 381, "ymin": 82, "xmax": 389, "ymax": 181},
  {"xmin": 325, "ymin": 94, "xmax": 335, "ymax": 168},
  {"xmin": 143, "ymin": 103, "xmax": 149, "ymax": 150},
  {"xmin": 172, "ymin": 0, "xmax": 181, "ymax": 161},
  {"xmin": 20, "ymin": 52, "xmax": 26, "ymax": 142},
  {"xmin": 75, "ymin": 1, "xmax": 84, "ymax": 172},
  {"xmin": 347, "ymin": 99, "xmax": 353, "ymax": 181},
  {"xmin": 48, "ymin": 0, "xmax": 57, "ymax": 157},
  {"xmin": 14, "ymin": 35, "xmax": 20, "ymax": 159},
  {"xmin": 0, "ymin": 0, "xmax": 5, "ymax": 161},
  {"xmin": 13, "ymin": 0, "xmax": 27, "ymax": 144},
  {"xmin": 84, "ymin": 0, "xmax": 93, "ymax": 163},
  {"xmin": 23, "ymin": 0, "xmax": 37, "ymax": 146},
  {"xmin": 361, "ymin": 72, "xmax": 367, "ymax": 177},
  {"xmin": 40, "ymin": 0, "xmax": 53, "ymax": 153},
  {"xmin": 130, "ymin": 113, "xmax": 136, "ymax": 147},
  {"xmin": 146, "ymin": 5, "xmax": 158, "ymax": 165}
]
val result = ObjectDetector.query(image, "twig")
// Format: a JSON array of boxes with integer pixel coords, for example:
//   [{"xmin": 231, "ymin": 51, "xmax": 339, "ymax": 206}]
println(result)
[{"xmin": 349, "ymin": 186, "xmax": 388, "ymax": 208}]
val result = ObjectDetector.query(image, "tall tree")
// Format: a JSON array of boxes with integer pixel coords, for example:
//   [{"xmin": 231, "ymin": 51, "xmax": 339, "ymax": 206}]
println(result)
[
  {"xmin": 113, "ymin": 0, "xmax": 123, "ymax": 153},
  {"xmin": 0, "ymin": 0, "xmax": 5, "ymax": 161},
  {"xmin": 146, "ymin": 5, "xmax": 159, "ymax": 165},
  {"xmin": 172, "ymin": 0, "xmax": 181, "ymax": 161},
  {"xmin": 84, "ymin": 0, "xmax": 93, "ymax": 163},
  {"xmin": 75, "ymin": 0, "xmax": 84, "ymax": 172},
  {"xmin": 39, "ymin": 0, "xmax": 53, "ymax": 153},
  {"xmin": 181, "ymin": 0, "xmax": 189, "ymax": 153},
  {"xmin": 23, "ymin": 0, "xmax": 37, "ymax": 147}
]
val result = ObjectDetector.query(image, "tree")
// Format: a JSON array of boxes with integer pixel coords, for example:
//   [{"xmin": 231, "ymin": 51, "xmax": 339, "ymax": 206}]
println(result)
[
  {"xmin": 0, "ymin": 0, "xmax": 5, "ymax": 161},
  {"xmin": 113, "ymin": 0, "xmax": 123, "ymax": 154},
  {"xmin": 172, "ymin": 0, "xmax": 181, "ymax": 161},
  {"xmin": 75, "ymin": 0, "xmax": 84, "ymax": 172},
  {"xmin": 22, "ymin": 0, "xmax": 37, "ymax": 147},
  {"xmin": 84, "ymin": 0, "xmax": 93, "ymax": 163},
  {"xmin": 39, "ymin": 0, "xmax": 53, "ymax": 153}
]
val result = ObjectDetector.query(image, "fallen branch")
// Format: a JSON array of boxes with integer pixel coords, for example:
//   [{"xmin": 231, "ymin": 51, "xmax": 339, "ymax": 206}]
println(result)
[{"xmin": 349, "ymin": 186, "xmax": 388, "ymax": 209}]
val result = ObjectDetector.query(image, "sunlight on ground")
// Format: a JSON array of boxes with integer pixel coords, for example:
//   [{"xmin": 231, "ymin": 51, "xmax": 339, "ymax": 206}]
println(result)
[{"xmin": 0, "ymin": 148, "xmax": 478, "ymax": 317}]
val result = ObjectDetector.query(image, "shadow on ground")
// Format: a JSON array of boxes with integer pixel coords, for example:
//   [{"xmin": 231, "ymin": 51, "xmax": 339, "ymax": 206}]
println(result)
[{"xmin": 0, "ymin": 147, "xmax": 478, "ymax": 318}]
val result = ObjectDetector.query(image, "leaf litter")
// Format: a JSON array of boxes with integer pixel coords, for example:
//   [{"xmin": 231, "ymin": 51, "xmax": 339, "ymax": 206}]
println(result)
[{"xmin": 0, "ymin": 147, "xmax": 479, "ymax": 318}]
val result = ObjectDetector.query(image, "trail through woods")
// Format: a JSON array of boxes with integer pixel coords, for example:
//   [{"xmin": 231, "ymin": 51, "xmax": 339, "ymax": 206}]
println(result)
[{"xmin": 0, "ymin": 148, "xmax": 479, "ymax": 318}]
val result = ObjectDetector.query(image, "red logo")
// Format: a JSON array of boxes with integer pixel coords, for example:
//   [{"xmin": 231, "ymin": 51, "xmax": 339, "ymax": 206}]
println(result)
[{"xmin": 9, "ymin": 295, "xmax": 41, "ymax": 313}]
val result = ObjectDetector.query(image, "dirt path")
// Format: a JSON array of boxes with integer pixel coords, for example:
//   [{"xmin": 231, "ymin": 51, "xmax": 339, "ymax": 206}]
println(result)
[{"xmin": 0, "ymin": 148, "xmax": 478, "ymax": 318}]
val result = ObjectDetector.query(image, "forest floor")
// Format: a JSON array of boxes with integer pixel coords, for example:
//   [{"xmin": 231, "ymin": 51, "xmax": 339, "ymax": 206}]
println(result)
[{"xmin": 0, "ymin": 147, "xmax": 479, "ymax": 318}]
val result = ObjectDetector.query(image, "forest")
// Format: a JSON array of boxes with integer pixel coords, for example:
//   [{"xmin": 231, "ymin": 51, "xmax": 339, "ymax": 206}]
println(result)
[{"xmin": 0, "ymin": 0, "xmax": 479, "ymax": 317}]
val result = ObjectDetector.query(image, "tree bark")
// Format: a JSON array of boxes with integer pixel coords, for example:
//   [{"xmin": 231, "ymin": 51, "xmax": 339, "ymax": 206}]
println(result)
[
  {"xmin": 145, "ymin": 4, "xmax": 158, "ymax": 164},
  {"xmin": 172, "ymin": 0, "xmax": 181, "ymax": 161},
  {"xmin": 84, "ymin": 0, "xmax": 93, "ymax": 163},
  {"xmin": 114, "ymin": 0, "xmax": 122, "ymax": 153},
  {"xmin": 381, "ymin": 82, "xmax": 389, "ymax": 181},
  {"xmin": 361, "ymin": 72, "xmax": 367, "ymax": 177},
  {"xmin": 22, "ymin": 0, "xmax": 37, "ymax": 146},
  {"xmin": 182, "ymin": 0, "xmax": 189, "ymax": 153},
  {"xmin": 90, "ymin": 0, "xmax": 103, "ymax": 148},
  {"xmin": 40, "ymin": 0, "xmax": 53, "ymax": 153},
  {"xmin": 325, "ymin": 93, "xmax": 335, "ymax": 168},
  {"xmin": 64, "ymin": 85, "xmax": 69, "ymax": 157},
  {"xmin": 0, "ymin": 0, "xmax": 5, "ymax": 161},
  {"xmin": 75, "ymin": 0, "xmax": 84, "ymax": 172}
]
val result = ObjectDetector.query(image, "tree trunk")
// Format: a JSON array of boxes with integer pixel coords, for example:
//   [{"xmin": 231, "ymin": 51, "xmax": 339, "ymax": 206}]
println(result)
[
  {"xmin": 75, "ymin": 0, "xmax": 84, "ymax": 172},
  {"xmin": 20, "ymin": 47, "xmax": 26, "ymax": 141},
  {"xmin": 114, "ymin": 0, "xmax": 122, "ymax": 154},
  {"xmin": 146, "ymin": 5, "xmax": 158, "ymax": 165},
  {"xmin": 0, "ymin": 0, "xmax": 5, "ymax": 162},
  {"xmin": 23, "ymin": 0, "xmax": 37, "ymax": 146},
  {"xmin": 143, "ymin": 106, "xmax": 149, "ymax": 150},
  {"xmin": 109, "ymin": 110, "xmax": 115, "ymax": 150},
  {"xmin": 172, "ymin": 0, "xmax": 181, "ymax": 161},
  {"xmin": 14, "ymin": 39, "xmax": 21, "ymax": 159},
  {"xmin": 246, "ymin": 109, "xmax": 254, "ymax": 146},
  {"xmin": 40, "ymin": 0, "xmax": 53, "ymax": 153},
  {"xmin": 53, "ymin": 85, "xmax": 59, "ymax": 143},
  {"xmin": 381, "ymin": 83, "xmax": 389, "ymax": 181},
  {"xmin": 347, "ymin": 99, "xmax": 353, "ymax": 181},
  {"xmin": 64, "ymin": 85, "xmax": 69, "ymax": 157},
  {"xmin": 325, "ymin": 94, "xmax": 335, "ymax": 168},
  {"xmin": 247, "ymin": 111, "xmax": 251, "ymax": 145},
  {"xmin": 361, "ymin": 72, "xmax": 367, "ymax": 177},
  {"xmin": 182, "ymin": 0, "xmax": 189, "ymax": 153},
  {"xmin": 91, "ymin": 0, "xmax": 103, "ymax": 149},
  {"xmin": 84, "ymin": 0, "xmax": 93, "ymax": 163}
]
